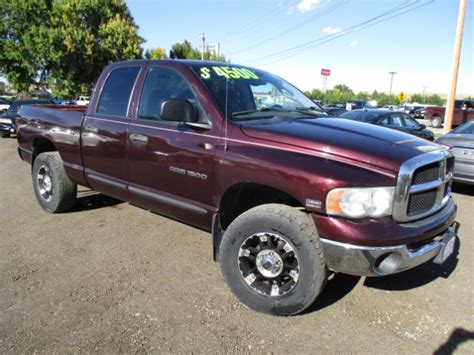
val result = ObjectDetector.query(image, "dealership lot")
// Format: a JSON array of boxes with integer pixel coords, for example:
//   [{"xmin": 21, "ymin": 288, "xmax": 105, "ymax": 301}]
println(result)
[{"xmin": 0, "ymin": 138, "xmax": 473, "ymax": 353}]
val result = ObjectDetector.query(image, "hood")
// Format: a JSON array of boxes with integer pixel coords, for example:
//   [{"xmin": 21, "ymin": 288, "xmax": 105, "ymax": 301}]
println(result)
[
  {"xmin": 240, "ymin": 117, "xmax": 442, "ymax": 174},
  {"xmin": 437, "ymin": 134, "xmax": 474, "ymax": 149}
]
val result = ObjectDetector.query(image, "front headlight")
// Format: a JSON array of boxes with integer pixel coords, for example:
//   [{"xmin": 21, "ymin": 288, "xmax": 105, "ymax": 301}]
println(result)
[{"xmin": 326, "ymin": 186, "xmax": 395, "ymax": 218}]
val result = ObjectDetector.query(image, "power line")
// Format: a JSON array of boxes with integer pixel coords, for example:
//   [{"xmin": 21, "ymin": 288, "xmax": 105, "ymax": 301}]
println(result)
[
  {"xmin": 228, "ymin": 0, "xmax": 349, "ymax": 57},
  {"xmin": 244, "ymin": 1, "xmax": 434, "ymax": 66}
]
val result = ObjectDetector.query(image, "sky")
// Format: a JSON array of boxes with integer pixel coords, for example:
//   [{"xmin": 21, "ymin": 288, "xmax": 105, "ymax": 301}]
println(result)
[{"xmin": 126, "ymin": 0, "xmax": 474, "ymax": 96}]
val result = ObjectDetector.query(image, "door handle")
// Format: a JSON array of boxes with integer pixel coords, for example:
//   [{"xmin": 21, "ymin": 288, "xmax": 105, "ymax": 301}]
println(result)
[
  {"xmin": 84, "ymin": 125, "xmax": 99, "ymax": 133},
  {"xmin": 130, "ymin": 133, "xmax": 148, "ymax": 144}
]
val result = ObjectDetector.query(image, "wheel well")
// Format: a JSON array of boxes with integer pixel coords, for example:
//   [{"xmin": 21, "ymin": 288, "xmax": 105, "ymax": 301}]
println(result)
[
  {"xmin": 219, "ymin": 183, "xmax": 302, "ymax": 230},
  {"xmin": 212, "ymin": 183, "xmax": 303, "ymax": 260},
  {"xmin": 32, "ymin": 137, "xmax": 57, "ymax": 164}
]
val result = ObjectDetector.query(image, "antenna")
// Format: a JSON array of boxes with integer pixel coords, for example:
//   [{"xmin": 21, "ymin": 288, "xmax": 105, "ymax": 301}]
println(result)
[{"xmin": 224, "ymin": 76, "xmax": 229, "ymax": 152}]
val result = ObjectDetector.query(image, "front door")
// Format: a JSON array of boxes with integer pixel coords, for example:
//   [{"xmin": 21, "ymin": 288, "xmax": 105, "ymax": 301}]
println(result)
[{"xmin": 127, "ymin": 65, "xmax": 219, "ymax": 228}]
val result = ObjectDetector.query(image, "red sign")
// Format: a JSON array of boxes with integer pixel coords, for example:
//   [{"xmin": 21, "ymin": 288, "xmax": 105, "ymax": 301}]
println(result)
[{"xmin": 321, "ymin": 68, "xmax": 331, "ymax": 76}]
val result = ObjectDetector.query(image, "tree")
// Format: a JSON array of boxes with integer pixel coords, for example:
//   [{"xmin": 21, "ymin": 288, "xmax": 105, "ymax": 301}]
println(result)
[
  {"xmin": 145, "ymin": 47, "xmax": 168, "ymax": 60},
  {"xmin": 425, "ymin": 94, "xmax": 444, "ymax": 106},
  {"xmin": 0, "ymin": 0, "xmax": 143, "ymax": 96},
  {"xmin": 169, "ymin": 39, "xmax": 226, "ymax": 62},
  {"xmin": 48, "ymin": 0, "xmax": 143, "ymax": 96},
  {"xmin": 410, "ymin": 93, "xmax": 424, "ymax": 103},
  {"xmin": 0, "ymin": 0, "xmax": 52, "ymax": 92},
  {"xmin": 169, "ymin": 40, "xmax": 200, "ymax": 59}
]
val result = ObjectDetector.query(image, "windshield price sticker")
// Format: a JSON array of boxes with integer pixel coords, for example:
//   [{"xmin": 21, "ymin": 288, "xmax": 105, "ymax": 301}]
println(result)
[{"xmin": 200, "ymin": 66, "xmax": 259, "ymax": 80}]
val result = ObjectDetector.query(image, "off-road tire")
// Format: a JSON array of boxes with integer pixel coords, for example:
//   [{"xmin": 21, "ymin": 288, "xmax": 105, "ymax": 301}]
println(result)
[
  {"xmin": 220, "ymin": 204, "xmax": 327, "ymax": 316},
  {"xmin": 32, "ymin": 152, "xmax": 77, "ymax": 213},
  {"xmin": 431, "ymin": 116, "xmax": 442, "ymax": 128}
]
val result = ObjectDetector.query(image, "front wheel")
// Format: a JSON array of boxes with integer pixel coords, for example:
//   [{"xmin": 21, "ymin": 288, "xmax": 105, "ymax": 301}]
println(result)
[
  {"xmin": 219, "ymin": 204, "xmax": 327, "ymax": 316},
  {"xmin": 1, "ymin": 132, "xmax": 10, "ymax": 138},
  {"xmin": 32, "ymin": 152, "xmax": 77, "ymax": 213}
]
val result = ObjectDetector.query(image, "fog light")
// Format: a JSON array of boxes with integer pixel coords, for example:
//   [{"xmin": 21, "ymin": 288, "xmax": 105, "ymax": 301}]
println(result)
[{"xmin": 374, "ymin": 252, "xmax": 401, "ymax": 275}]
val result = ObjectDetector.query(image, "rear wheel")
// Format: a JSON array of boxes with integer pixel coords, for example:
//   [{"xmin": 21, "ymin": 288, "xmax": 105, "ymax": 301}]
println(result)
[
  {"xmin": 32, "ymin": 152, "xmax": 77, "ymax": 213},
  {"xmin": 431, "ymin": 115, "xmax": 442, "ymax": 128},
  {"xmin": 219, "ymin": 204, "xmax": 327, "ymax": 316}
]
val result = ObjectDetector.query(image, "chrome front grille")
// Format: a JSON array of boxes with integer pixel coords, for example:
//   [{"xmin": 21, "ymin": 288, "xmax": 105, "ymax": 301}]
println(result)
[{"xmin": 393, "ymin": 150, "xmax": 454, "ymax": 223}]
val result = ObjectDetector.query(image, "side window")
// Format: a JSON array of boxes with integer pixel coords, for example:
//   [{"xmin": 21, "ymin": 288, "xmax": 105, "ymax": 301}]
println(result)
[
  {"xmin": 138, "ymin": 67, "xmax": 198, "ymax": 122},
  {"xmin": 404, "ymin": 116, "xmax": 420, "ymax": 128},
  {"xmin": 96, "ymin": 67, "xmax": 140, "ymax": 117},
  {"xmin": 389, "ymin": 114, "xmax": 403, "ymax": 127},
  {"xmin": 378, "ymin": 116, "xmax": 391, "ymax": 126}
]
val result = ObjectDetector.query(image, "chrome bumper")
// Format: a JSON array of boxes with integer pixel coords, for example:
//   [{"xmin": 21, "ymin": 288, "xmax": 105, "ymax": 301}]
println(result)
[{"xmin": 321, "ymin": 222, "xmax": 459, "ymax": 277}]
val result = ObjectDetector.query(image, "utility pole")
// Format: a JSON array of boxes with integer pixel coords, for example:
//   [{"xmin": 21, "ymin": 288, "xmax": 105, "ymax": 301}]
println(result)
[
  {"xmin": 444, "ymin": 0, "xmax": 467, "ymax": 133},
  {"xmin": 388, "ymin": 71, "xmax": 397, "ymax": 103},
  {"xmin": 199, "ymin": 33, "xmax": 206, "ymax": 60}
]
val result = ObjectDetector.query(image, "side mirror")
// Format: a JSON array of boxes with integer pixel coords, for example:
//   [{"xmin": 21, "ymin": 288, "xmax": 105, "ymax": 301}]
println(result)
[
  {"xmin": 160, "ymin": 99, "xmax": 197, "ymax": 123},
  {"xmin": 419, "ymin": 124, "xmax": 426, "ymax": 130}
]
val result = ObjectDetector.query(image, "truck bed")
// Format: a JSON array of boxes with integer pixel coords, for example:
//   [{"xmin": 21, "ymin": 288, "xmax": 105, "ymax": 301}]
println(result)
[{"xmin": 17, "ymin": 105, "xmax": 87, "ymax": 184}]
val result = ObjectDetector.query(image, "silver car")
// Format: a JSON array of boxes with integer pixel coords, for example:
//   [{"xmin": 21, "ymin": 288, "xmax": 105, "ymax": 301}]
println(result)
[{"xmin": 436, "ymin": 121, "xmax": 474, "ymax": 184}]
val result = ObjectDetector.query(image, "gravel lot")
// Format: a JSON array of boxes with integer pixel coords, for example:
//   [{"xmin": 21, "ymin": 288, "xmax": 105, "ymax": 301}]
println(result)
[{"xmin": 0, "ymin": 137, "xmax": 473, "ymax": 354}]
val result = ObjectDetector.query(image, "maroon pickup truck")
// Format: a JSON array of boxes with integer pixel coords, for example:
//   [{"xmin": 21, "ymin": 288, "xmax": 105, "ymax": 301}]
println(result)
[
  {"xmin": 16, "ymin": 60, "xmax": 458, "ymax": 316},
  {"xmin": 425, "ymin": 99, "xmax": 474, "ymax": 128}
]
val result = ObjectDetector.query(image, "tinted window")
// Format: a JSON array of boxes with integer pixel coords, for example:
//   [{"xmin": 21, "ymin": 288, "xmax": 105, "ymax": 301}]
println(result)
[
  {"xmin": 97, "ymin": 67, "xmax": 140, "ymax": 117},
  {"xmin": 339, "ymin": 110, "xmax": 381, "ymax": 122},
  {"xmin": 452, "ymin": 121, "xmax": 474, "ymax": 134},
  {"xmin": 404, "ymin": 116, "xmax": 420, "ymax": 128},
  {"xmin": 138, "ymin": 67, "xmax": 197, "ymax": 122},
  {"xmin": 8, "ymin": 100, "xmax": 52, "ymax": 112}
]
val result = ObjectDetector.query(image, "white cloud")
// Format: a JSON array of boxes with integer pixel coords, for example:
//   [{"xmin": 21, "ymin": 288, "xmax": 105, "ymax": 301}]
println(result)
[
  {"xmin": 349, "ymin": 41, "xmax": 359, "ymax": 47},
  {"xmin": 321, "ymin": 26, "xmax": 343, "ymax": 34},
  {"xmin": 297, "ymin": 0, "xmax": 322, "ymax": 13}
]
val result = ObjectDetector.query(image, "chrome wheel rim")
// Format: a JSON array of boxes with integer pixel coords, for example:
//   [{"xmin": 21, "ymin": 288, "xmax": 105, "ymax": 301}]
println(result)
[
  {"xmin": 37, "ymin": 165, "xmax": 53, "ymax": 201},
  {"xmin": 238, "ymin": 232, "xmax": 299, "ymax": 297}
]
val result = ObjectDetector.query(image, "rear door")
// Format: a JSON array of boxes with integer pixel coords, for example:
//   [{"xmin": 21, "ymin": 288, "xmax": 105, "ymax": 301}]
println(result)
[
  {"xmin": 81, "ymin": 65, "xmax": 141, "ymax": 200},
  {"xmin": 127, "ymin": 64, "xmax": 219, "ymax": 229}
]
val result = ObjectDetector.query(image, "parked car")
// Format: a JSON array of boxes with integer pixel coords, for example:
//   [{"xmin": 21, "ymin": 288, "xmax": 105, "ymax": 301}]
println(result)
[
  {"xmin": 0, "ymin": 99, "xmax": 54, "ymax": 138},
  {"xmin": 16, "ymin": 60, "xmax": 457, "ymax": 316},
  {"xmin": 436, "ymin": 121, "xmax": 474, "ymax": 184},
  {"xmin": 0, "ymin": 98, "xmax": 12, "ymax": 112},
  {"xmin": 414, "ymin": 107, "xmax": 426, "ymax": 119},
  {"xmin": 323, "ymin": 104, "xmax": 346, "ymax": 116},
  {"xmin": 339, "ymin": 109, "xmax": 434, "ymax": 141},
  {"xmin": 346, "ymin": 99, "xmax": 366, "ymax": 110},
  {"xmin": 425, "ymin": 99, "xmax": 474, "ymax": 128},
  {"xmin": 74, "ymin": 95, "xmax": 90, "ymax": 106}
]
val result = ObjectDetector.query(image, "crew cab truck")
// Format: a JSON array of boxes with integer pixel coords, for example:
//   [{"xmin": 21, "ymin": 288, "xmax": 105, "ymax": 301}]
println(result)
[
  {"xmin": 16, "ymin": 60, "xmax": 458, "ymax": 316},
  {"xmin": 425, "ymin": 99, "xmax": 474, "ymax": 128}
]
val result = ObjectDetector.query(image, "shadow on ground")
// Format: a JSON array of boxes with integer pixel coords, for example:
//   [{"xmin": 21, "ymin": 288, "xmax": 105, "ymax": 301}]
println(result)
[
  {"xmin": 452, "ymin": 183, "xmax": 474, "ymax": 196},
  {"xmin": 434, "ymin": 328, "xmax": 474, "ymax": 354},
  {"xmin": 69, "ymin": 190, "xmax": 124, "ymax": 212},
  {"xmin": 303, "ymin": 273, "xmax": 361, "ymax": 314},
  {"xmin": 364, "ymin": 237, "xmax": 460, "ymax": 291}
]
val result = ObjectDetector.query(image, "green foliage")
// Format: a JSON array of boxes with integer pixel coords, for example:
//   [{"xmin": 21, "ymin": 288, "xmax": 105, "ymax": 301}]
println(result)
[
  {"xmin": 0, "ymin": 0, "xmax": 143, "ymax": 96},
  {"xmin": 425, "ymin": 94, "xmax": 444, "ymax": 106},
  {"xmin": 410, "ymin": 93, "xmax": 424, "ymax": 103},
  {"xmin": 169, "ymin": 40, "xmax": 200, "ymax": 60},
  {"xmin": 303, "ymin": 83, "xmax": 448, "ymax": 107},
  {"xmin": 168, "ymin": 39, "xmax": 226, "ymax": 62},
  {"xmin": 145, "ymin": 47, "xmax": 168, "ymax": 60}
]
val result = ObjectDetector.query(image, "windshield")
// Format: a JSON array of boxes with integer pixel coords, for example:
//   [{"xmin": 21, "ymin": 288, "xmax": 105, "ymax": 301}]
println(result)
[
  {"xmin": 452, "ymin": 121, "xmax": 474, "ymax": 134},
  {"xmin": 190, "ymin": 64, "xmax": 325, "ymax": 120},
  {"xmin": 339, "ymin": 110, "xmax": 381, "ymax": 122}
]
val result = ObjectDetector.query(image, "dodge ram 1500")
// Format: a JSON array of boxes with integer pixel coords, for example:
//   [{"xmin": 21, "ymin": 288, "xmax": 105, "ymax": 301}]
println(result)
[{"xmin": 17, "ymin": 60, "xmax": 458, "ymax": 315}]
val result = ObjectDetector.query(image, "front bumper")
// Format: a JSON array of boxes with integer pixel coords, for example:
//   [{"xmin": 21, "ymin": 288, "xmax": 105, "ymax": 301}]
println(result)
[
  {"xmin": 315, "ymin": 198, "xmax": 458, "ymax": 276},
  {"xmin": 321, "ymin": 222, "xmax": 458, "ymax": 276},
  {"xmin": 0, "ymin": 123, "xmax": 15, "ymax": 134}
]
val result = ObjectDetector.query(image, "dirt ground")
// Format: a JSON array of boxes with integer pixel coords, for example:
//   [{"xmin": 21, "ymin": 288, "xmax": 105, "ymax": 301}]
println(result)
[{"xmin": 0, "ymin": 137, "xmax": 473, "ymax": 354}]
